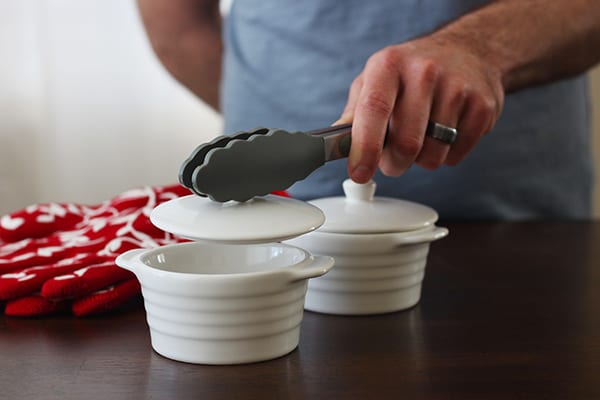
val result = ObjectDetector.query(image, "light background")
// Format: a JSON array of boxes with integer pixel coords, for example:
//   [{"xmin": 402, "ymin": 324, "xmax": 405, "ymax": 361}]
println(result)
[{"xmin": 1, "ymin": 0, "xmax": 599, "ymax": 218}]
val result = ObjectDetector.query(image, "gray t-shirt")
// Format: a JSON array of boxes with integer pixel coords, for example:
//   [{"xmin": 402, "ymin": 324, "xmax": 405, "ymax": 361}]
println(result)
[{"xmin": 221, "ymin": 0, "xmax": 593, "ymax": 220}]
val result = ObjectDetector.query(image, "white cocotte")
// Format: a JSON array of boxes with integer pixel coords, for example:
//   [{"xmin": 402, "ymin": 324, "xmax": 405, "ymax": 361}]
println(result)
[
  {"xmin": 117, "ymin": 241, "xmax": 333, "ymax": 365},
  {"xmin": 286, "ymin": 179, "xmax": 448, "ymax": 315},
  {"xmin": 116, "ymin": 194, "xmax": 333, "ymax": 365}
]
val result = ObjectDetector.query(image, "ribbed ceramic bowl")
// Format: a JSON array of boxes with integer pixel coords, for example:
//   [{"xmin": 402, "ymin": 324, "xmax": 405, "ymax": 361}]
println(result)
[
  {"xmin": 285, "ymin": 226, "xmax": 447, "ymax": 315},
  {"xmin": 116, "ymin": 242, "xmax": 334, "ymax": 364}
]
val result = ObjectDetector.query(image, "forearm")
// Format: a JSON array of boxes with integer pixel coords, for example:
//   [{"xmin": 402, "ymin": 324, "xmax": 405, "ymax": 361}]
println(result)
[
  {"xmin": 137, "ymin": 0, "xmax": 222, "ymax": 110},
  {"xmin": 433, "ymin": 0, "xmax": 600, "ymax": 92}
]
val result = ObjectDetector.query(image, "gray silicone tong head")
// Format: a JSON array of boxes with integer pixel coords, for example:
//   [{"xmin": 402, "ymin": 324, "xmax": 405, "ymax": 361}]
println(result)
[{"xmin": 179, "ymin": 124, "xmax": 353, "ymax": 202}]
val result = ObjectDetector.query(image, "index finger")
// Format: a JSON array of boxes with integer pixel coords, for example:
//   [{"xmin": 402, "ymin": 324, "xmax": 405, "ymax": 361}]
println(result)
[{"xmin": 348, "ymin": 56, "xmax": 400, "ymax": 183}]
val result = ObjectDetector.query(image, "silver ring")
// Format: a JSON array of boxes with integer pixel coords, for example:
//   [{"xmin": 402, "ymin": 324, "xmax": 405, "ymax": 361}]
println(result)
[{"xmin": 426, "ymin": 121, "xmax": 458, "ymax": 145}]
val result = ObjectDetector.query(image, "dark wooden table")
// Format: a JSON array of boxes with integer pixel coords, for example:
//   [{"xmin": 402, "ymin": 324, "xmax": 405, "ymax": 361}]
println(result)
[{"xmin": 1, "ymin": 222, "xmax": 599, "ymax": 400}]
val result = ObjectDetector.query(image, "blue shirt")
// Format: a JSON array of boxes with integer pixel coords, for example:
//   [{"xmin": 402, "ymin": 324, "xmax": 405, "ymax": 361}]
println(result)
[{"xmin": 221, "ymin": 0, "xmax": 593, "ymax": 220}]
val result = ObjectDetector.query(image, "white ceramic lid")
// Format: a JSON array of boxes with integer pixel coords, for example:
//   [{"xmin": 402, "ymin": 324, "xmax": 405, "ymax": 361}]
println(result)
[
  {"xmin": 308, "ymin": 179, "xmax": 438, "ymax": 234},
  {"xmin": 150, "ymin": 194, "xmax": 325, "ymax": 244}
]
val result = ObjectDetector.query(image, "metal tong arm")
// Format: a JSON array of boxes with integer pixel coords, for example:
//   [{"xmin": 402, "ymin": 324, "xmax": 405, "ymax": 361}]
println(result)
[
  {"xmin": 305, "ymin": 123, "xmax": 353, "ymax": 161},
  {"xmin": 304, "ymin": 119, "xmax": 452, "ymax": 162}
]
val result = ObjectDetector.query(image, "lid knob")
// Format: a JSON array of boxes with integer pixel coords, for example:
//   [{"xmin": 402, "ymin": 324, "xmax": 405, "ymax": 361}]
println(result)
[{"xmin": 342, "ymin": 179, "xmax": 376, "ymax": 202}]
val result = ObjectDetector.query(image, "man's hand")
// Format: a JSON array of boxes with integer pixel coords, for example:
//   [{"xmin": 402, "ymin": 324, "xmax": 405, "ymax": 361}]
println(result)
[
  {"xmin": 340, "ymin": 36, "xmax": 504, "ymax": 183},
  {"xmin": 339, "ymin": 0, "xmax": 600, "ymax": 184}
]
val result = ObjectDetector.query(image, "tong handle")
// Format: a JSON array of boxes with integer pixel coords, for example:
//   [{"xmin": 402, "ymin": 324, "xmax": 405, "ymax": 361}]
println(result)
[
  {"xmin": 306, "ymin": 123, "xmax": 353, "ymax": 137},
  {"xmin": 306, "ymin": 123, "xmax": 353, "ymax": 161},
  {"xmin": 305, "ymin": 120, "xmax": 448, "ymax": 161}
]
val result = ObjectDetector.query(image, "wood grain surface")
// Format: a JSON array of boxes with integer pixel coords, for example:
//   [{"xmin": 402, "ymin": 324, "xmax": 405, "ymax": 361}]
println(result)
[{"xmin": 1, "ymin": 222, "xmax": 599, "ymax": 400}]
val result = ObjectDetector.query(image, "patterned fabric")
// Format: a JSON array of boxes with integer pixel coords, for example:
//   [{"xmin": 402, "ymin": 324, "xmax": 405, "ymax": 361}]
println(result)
[{"xmin": 0, "ymin": 184, "xmax": 191, "ymax": 317}]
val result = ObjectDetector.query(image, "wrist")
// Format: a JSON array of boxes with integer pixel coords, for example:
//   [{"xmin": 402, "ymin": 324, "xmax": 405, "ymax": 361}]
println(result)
[
  {"xmin": 431, "ymin": 0, "xmax": 600, "ymax": 93},
  {"xmin": 429, "ymin": 15, "xmax": 510, "ymax": 92}
]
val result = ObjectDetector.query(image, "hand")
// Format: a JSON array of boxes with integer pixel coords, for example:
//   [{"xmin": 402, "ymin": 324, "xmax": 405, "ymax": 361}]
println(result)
[
  {"xmin": 0, "ymin": 184, "xmax": 191, "ymax": 317},
  {"xmin": 338, "ymin": 33, "xmax": 505, "ymax": 183}
]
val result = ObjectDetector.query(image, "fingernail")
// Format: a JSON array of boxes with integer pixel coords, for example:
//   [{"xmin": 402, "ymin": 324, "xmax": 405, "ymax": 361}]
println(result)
[
  {"xmin": 392, "ymin": 148, "xmax": 407, "ymax": 164},
  {"xmin": 390, "ymin": 148, "xmax": 410, "ymax": 175},
  {"xmin": 351, "ymin": 165, "xmax": 373, "ymax": 183},
  {"xmin": 332, "ymin": 113, "xmax": 353, "ymax": 126}
]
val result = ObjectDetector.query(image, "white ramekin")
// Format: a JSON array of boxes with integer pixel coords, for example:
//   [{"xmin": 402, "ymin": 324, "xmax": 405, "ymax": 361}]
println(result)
[
  {"xmin": 285, "ymin": 179, "xmax": 448, "ymax": 315},
  {"xmin": 116, "ymin": 241, "xmax": 333, "ymax": 364},
  {"xmin": 285, "ymin": 226, "xmax": 447, "ymax": 315}
]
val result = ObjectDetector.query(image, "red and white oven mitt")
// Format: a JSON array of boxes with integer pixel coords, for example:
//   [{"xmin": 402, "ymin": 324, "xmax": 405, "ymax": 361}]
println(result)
[{"xmin": 0, "ymin": 184, "xmax": 192, "ymax": 317}]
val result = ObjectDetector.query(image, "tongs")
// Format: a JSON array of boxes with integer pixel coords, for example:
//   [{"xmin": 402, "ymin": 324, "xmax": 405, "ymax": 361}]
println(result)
[
  {"xmin": 179, "ymin": 123, "xmax": 353, "ymax": 202},
  {"xmin": 179, "ymin": 121, "xmax": 448, "ymax": 202}
]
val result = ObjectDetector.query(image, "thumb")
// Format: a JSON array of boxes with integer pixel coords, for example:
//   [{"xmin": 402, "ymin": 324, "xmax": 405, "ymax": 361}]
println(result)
[{"xmin": 333, "ymin": 74, "xmax": 363, "ymax": 125}]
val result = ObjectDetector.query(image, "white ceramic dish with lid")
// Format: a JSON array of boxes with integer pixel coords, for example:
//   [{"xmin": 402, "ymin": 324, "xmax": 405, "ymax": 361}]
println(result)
[
  {"xmin": 285, "ymin": 179, "xmax": 448, "ymax": 315},
  {"xmin": 117, "ymin": 194, "xmax": 334, "ymax": 364},
  {"xmin": 116, "ymin": 241, "xmax": 333, "ymax": 365}
]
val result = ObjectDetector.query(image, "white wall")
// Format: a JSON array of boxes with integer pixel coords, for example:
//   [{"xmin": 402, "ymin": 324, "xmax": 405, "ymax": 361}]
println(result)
[{"xmin": 0, "ymin": 0, "xmax": 222, "ymax": 215}]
